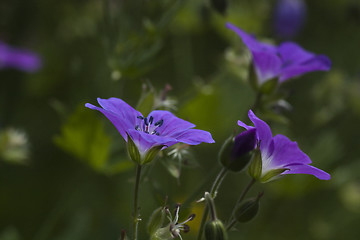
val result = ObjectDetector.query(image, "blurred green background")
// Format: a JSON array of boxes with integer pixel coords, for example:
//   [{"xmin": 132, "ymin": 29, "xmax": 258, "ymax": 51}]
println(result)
[{"xmin": 1, "ymin": 0, "xmax": 360, "ymax": 239}]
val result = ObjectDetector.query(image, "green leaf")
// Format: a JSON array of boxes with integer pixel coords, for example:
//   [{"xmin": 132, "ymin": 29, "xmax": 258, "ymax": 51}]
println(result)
[
  {"xmin": 54, "ymin": 104, "xmax": 111, "ymax": 172},
  {"xmin": 137, "ymin": 90, "xmax": 155, "ymax": 116}
]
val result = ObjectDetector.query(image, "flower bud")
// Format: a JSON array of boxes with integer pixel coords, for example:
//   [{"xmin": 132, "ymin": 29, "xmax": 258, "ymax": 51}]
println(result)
[
  {"xmin": 234, "ymin": 192, "xmax": 263, "ymax": 222},
  {"xmin": 204, "ymin": 219, "xmax": 228, "ymax": 240},
  {"xmin": 148, "ymin": 206, "xmax": 167, "ymax": 235},
  {"xmin": 219, "ymin": 129, "xmax": 257, "ymax": 172}
]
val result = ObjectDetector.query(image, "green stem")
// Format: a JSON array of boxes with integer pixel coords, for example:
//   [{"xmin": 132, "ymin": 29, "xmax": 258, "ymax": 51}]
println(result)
[
  {"xmin": 197, "ymin": 167, "xmax": 228, "ymax": 240},
  {"xmin": 133, "ymin": 164, "xmax": 142, "ymax": 240},
  {"xmin": 226, "ymin": 178, "xmax": 256, "ymax": 230},
  {"xmin": 252, "ymin": 92, "xmax": 263, "ymax": 112}
]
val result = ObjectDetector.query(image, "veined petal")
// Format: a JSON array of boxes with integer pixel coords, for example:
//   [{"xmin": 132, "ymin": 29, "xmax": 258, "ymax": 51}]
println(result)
[
  {"xmin": 85, "ymin": 103, "xmax": 130, "ymax": 140},
  {"xmin": 282, "ymin": 164, "xmax": 331, "ymax": 180},
  {"xmin": 172, "ymin": 129, "xmax": 215, "ymax": 145},
  {"xmin": 247, "ymin": 110, "xmax": 273, "ymax": 153},
  {"xmin": 270, "ymin": 134, "xmax": 312, "ymax": 169},
  {"xmin": 278, "ymin": 42, "xmax": 315, "ymax": 64},
  {"xmin": 237, "ymin": 120, "xmax": 255, "ymax": 130},
  {"xmin": 148, "ymin": 110, "xmax": 195, "ymax": 137},
  {"xmin": 127, "ymin": 129, "xmax": 178, "ymax": 154},
  {"xmin": 97, "ymin": 97, "xmax": 142, "ymax": 126},
  {"xmin": 252, "ymin": 50, "xmax": 282, "ymax": 84},
  {"xmin": 279, "ymin": 55, "xmax": 331, "ymax": 82},
  {"xmin": 226, "ymin": 23, "xmax": 277, "ymax": 53}
]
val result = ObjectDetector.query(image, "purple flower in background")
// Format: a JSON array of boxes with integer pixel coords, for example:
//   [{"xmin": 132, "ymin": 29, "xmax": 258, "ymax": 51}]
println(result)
[
  {"xmin": 0, "ymin": 41, "xmax": 42, "ymax": 72},
  {"xmin": 273, "ymin": 0, "xmax": 307, "ymax": 39},
  {"xmin": 226, "ymin": 23, "xmax": 331, "ymax": 85},
  {"xmin": 86, "ymin": 98, "xmax": 214, "ymax": 162},
  {"xmin": 238, "ymin": 110, "xmax": 330, "ymax": 182}
]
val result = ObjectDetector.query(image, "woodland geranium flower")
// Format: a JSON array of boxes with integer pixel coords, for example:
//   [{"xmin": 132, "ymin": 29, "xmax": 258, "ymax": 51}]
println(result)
[
  {"xmin": 0, "ymin": 41, "xmax": 41, "ymax": 72},
  {"xmin": 238, "ymin": 110, "xmax": 330, "ymax": 182},
  {"xmin": 226, "ymin": 23, "xmax": 331, "ymax": 85},
  {"xmin": 85, "ymin": 98, "xmax": 214, "ymax": 163}
]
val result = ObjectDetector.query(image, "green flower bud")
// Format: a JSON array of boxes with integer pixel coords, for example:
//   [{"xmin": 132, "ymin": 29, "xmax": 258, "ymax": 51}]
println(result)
[
  {"xmin": 204, "ymin": 219, "xmax": 228, "ymax": 240},
  {"xmin": 234, "ymin": 192, "xmax": 263, "ymax": 222},
  {"xmin": 147, "ymin": 206, "xmax": 167, "ymax": 235}
]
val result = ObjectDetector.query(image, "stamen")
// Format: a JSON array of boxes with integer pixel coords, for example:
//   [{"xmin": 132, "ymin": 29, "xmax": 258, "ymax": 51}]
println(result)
[
  {"xmin": 149, "ymin": 116, "xmax": 154, "ymax": 124},
  {"xmin": 182, "ymin": 224, "xmax": 190, "ymax": 233},
  {"xmin": 155, "ymin": 119, "xmax": 164, "ymax": 127},
  {"xmin": 135, "ymin": 125, "xmax": 140, "ymax": 130},
  {"xmin": 144, "ymin": 117, "xmax": 148, "ymax": 126},
  {"xmin": 137, "ymin": 116, "xmax": 144, "ymax": 119}
]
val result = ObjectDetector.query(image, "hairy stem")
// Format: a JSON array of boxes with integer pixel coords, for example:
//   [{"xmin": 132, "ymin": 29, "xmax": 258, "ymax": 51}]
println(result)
[
  {"xmin": 226, "ymin": 178, "xmax": 256, "ymax": 230},
  {"xmin": 133, "ymin": 164, "xmax": 142, "ymax": 240},
  {"xmin": 197, "ymin": 167, "xmax": 228, "ymax": 240}
]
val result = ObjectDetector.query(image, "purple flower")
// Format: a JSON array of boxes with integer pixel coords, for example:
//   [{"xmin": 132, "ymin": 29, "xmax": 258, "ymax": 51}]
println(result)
[
  {"xmin": 273, "ymin": 0, "xmax": 307, "ymax": 39},
  {"xmin": 85, "ymin": 98, "xmax": 214, "ymax": 162},
  {"xmin": 238, "ymin": 110, "xmax": 330, "ymax": 182},
  {"xmin": 226, "ymin": 23, "xmax": 331, "ymax": 85},
  {"xmin": 0, "ymin": 41, "xmax": 42, "ymax": 72}
]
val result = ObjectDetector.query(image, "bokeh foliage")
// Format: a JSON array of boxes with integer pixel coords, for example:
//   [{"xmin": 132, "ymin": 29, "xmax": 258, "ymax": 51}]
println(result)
[{"xmin": 1, "ymin": 0, "xmax": 360, "ymax": 239}]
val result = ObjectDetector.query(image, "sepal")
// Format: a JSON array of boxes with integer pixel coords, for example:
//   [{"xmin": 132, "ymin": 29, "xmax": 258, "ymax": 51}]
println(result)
[
  {"xmin": 148, "ymin": 206, "xmax": 167, "ymax": 235},
  {"xmin": 260, "ymin": 168, "xmax": 288, "ymax": 183},
  {"xmin": 248, "ymin": 146, "xmax": 262, "ymax": 180},
  {"xmin": 142, "ymin": 145, "xmax": 164, "ymax": 165},
  {"xmin": 127, "ymin": 133, "xmax": 141, "ymax": 164}
]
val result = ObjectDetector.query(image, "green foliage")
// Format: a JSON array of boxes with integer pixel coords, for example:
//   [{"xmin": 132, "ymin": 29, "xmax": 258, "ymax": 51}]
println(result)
[{"xmin": 54, "ymin": 104, "xmax": 111, "ymax": 172}]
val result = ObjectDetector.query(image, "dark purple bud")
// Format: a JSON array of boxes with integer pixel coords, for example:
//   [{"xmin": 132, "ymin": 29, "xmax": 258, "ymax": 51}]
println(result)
[
  {"xmin": 273, "ymin": 0, "xmax": 307, "ymax": 39},
  {"xmin": 232, "ymin": 128, "xmax": 257, "ymax": 159},
  {"xmin": 219, "ymin": 128, "xmax": 257, "ymax": 172}
]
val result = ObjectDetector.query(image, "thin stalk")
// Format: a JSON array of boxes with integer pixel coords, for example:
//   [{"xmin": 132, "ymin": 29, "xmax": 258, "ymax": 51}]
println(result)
[
  {"xmin": 252, "ymin": 92, "xmax": 263, "ymax": 112},
  {"xmin": 226, "ymin": 178, "xmax": 256, "ymax": 230},
  {"xmin": 133, "ymin": 164, "xmax": 142, "ymax": 240},
  {"xmin": 197, "ymin": 167, "xmax": 228, "ymax": 240}
]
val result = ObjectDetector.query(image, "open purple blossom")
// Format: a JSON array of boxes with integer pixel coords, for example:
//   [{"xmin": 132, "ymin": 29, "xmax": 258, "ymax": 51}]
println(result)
[
  {"xmin": 85, "ymin": 97, "xmax": 214, "ymax": 159},
  {"xmin": 273, "ymin": 0, "xmax": 307, "ymax": 39},
  {"xmin": 0, "ymin": 41, "xmax": 42, "ymax": 72},
  {"xmin": 238, "ymin": 110, "xmax": 331, "ymax": 182},
  {"xmin": 226, "ymin": 23, "xmax": 331, "ymax": 85}
]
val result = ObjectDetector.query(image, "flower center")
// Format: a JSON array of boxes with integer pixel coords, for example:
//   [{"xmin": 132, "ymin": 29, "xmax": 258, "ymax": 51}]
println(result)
[{"xmin": 135, "ymin": 115, "xmax": 164, "ymax": 136}]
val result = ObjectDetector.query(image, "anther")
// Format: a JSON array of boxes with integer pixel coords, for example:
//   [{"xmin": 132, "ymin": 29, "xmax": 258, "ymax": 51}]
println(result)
[
  {"xmin": 155, "ymin": 119, "xmax": 164, "ymax": 127},
  {"xmin": 135, "ymin": 125, "xmax": 140, "ymax": 130},
  {"xmin": 188, "ymin": 214, "xmax": 195, "ymax": 221},
  {"xmin": 149, "ymin": 116, "xmax": 154, "ymax": 124},
  {"xmin": 183, "ymin": 224, "xmax": 190, "ymax": 233},
  {"xmin": 144, "ymin": 117, "xmax": 148, "ymax": 126},
  {"xmin": 137, "ymin": 116, "xmax": 144, "ymax": 119}
]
